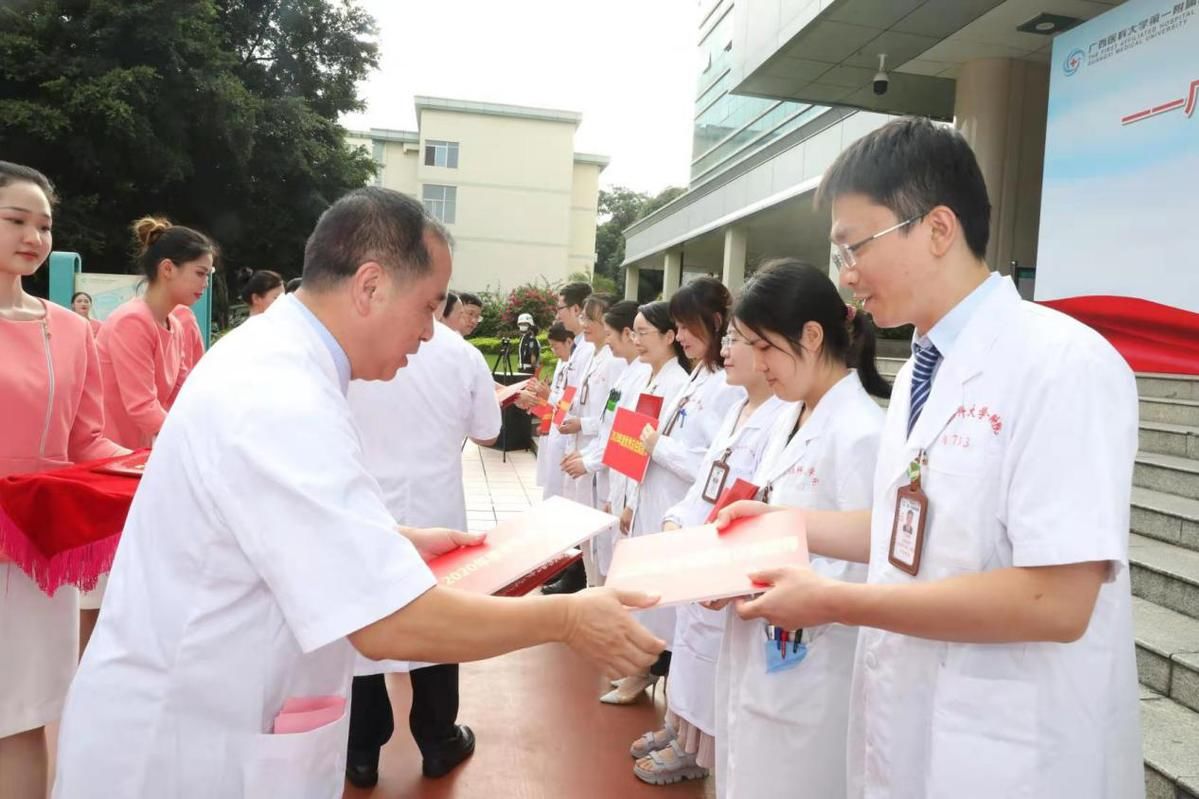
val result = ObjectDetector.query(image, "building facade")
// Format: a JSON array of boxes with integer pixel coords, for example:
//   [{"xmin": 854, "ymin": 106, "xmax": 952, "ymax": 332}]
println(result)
[
  {"xmin": 623, "ymin": 0, "xmax": 1118, "ymax": 301},
  {"xmin": 348, "ymin": 97, "xmax": 608, "ymax": 293}
]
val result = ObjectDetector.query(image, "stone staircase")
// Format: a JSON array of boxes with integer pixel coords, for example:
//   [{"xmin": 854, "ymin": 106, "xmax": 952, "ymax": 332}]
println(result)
[{"xmin": 877, "ymin": 357, "xmax": 1199, "ymax": 798}]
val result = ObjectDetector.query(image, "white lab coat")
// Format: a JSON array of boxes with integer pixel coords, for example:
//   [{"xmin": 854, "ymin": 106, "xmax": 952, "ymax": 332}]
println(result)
[
  {"xmin": 663, "ymin": 394, "xmax": 790, "ymax": 739},
  {"xmin": 716, "ymin": 373, "xmax": 883, "ymax": 799},
  {"xmin": 578, "ymin": 359, "xmax": 650, "ymax": 577},
  {"xmin": 347, "ymin": 320, "xmax": 502, "ymax": 676},
  {"xmin": 534, "ymin": 358, "xmax": 569, "ymax": 490},
  {"xmin": 847, "ymin": 277, "xmax": 1143, "ymax": 799},
  {"xmin": 629, "ymin": 364, "xmax": 744, "ymax": 644},
  {"xmin": 53, "ymin": 297, "xmax": 436, "ymax": 799},
  {"xmin": 537, "ymin": 334, "xmax": 594, "ymax": 498},
  {"xmin": 562, "ymin": 345, "xmax": 627, "ymax": 507}
]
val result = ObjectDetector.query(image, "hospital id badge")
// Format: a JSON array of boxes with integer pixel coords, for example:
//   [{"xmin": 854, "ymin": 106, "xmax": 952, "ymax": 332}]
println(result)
[
  {"xmin": 702, "ymin": 458, "xmax": 730, "ymax": 503},
  {"xmin": 605, "ymin": 388, "xmax": 620, "ymax": 414},
  {"xmin": 888, "ymin": 481, "xmax": 928, "ymax": 576}
]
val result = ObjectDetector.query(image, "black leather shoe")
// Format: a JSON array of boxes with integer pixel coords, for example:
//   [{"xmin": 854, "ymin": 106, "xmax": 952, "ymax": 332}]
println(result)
[
  {"xmin": 540, "ymin": 561, "xmax": 586, "ymax": 594},
  {"xmin": 421, "ymin": 725, "xmax": 476, "ymax": 779},
  {"xmin": 345, "ymin": 762, "xmax": 379, "ymax": 789},
  {"xmin": 346, "ymin": 747, "xmax": 380, "ymax": 789}
]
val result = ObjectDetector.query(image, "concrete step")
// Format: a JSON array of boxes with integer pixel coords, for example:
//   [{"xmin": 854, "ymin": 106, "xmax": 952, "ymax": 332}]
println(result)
[
  {"xmin": 1133, "ymin": 487, "xmax": 1199, "ymax": 553},
  {"xmin": 1131, "ymin": 534, "xmax": 1199, "ymax": 621},
  {"xmin": 1141, "ymin": 373, "xmax": 1199, "ymax": 402},
  {"xmin": 877, "ymin": 356, "xmax": 905, "ymax": 379},
  {"xmin": 1135, "ymin": 597, "xmax": 1199, "ymax": 715},
  {"xmin": 1142, "ymin": 422, "xmax": 1199, "ymax": 460},
  {"xmin": 1136, "ymin": 453, "xmax": 1199, "ymax": 501},
  {"xmin": 1142, "ymin": 688, "xmax": 1199, "ymax": 799},
  {"xmin": 1142, "ymin": 398, "xmax": 1199, "ymax": 428}
]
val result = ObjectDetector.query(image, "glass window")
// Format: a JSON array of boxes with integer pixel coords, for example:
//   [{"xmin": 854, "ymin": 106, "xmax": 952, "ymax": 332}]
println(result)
[
  {"xmin": 423, "ymin": 140, "xmax": 459, "ymax": 169},
  {"xmin": 421, "ymin": 184, "xmax": 457, "ymax": 224}
]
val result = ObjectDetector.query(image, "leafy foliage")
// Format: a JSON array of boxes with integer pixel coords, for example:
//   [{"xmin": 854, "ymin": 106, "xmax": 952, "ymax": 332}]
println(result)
[
  {"xmin": 0, "ymin": 0, "xmax": 378, "ymax": 325},
  {"xmin": 593, "ymin": 184, "xmax": 686, "ymax": 296}
]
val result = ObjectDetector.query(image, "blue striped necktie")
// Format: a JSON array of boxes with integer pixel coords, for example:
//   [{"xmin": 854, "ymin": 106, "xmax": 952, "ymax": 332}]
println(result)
[{"xmin": 908, "ymin": 341, "xmax": 942, "ymax": 437}]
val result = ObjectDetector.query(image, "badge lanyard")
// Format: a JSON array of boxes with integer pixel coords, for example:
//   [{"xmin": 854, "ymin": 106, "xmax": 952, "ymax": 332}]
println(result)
[
  {"xmin": 700, "ymin": 398, "xmax": 751, "ymax": 503},
  {"xmin": 662, "ymin": 369, "xmax": 705, "ymax": 436},
  {"xmin": 888, "ymin": 449, "xmax": 929, "ymax": 576},
  {"xmin": 760, "ymin": 407, "xmax": 806, "ymax": 504}
]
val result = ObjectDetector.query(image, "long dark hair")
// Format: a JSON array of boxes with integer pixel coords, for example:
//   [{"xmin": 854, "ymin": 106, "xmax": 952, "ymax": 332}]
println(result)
[
  {"xmin": 734, "ymin": 259, "xmax": 890, "ymax": 398},
  {"xmin": 638, "ymin": 300, "xmax": 689, "ymax": 372},
  {"xmin": 669, "ymin": 276, "xmax": 731, "ymax": 371}
]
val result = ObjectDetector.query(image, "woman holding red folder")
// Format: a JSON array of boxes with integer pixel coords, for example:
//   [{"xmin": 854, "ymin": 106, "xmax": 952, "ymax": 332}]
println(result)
[
  {"xmin": 0, "ymin": 162, "xmax": 125, "ymax": 798},
  {"xmin": 608, "ymin": 285, "xmax": 743, "ymax": 704},
  {"xmin": 711, "ymin": 261, "xmax": 889, "ymax": 799},
  {"xmin": 563, "ymin": 300, "xmax": 647, "ymax": 581},
  {"xmin": 629, "ymin": 322, "xmax": 791, "ymax": 785}
]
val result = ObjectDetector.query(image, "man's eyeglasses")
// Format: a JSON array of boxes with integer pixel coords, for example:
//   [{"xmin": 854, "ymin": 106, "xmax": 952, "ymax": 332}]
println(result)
[{"xmin": 831, "ymin": 214, "xmax": 924, "ymax": 272}]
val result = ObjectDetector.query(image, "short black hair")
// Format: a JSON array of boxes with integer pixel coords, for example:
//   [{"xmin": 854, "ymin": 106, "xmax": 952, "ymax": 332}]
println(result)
[
  {"xmin": 816, "ymin": 117, "xmax": 991, "ymax": 260},
  {"xmin": 458, "ymin": 291, "xmax": 482, "ymax": 308},
  {"xmin": 285, "ymin": 277, "xmax": 303, "ymax": 294},
  {"xmin": 302, "ymin": 187, "xmax": 451, "ymax": 290},
  {"xmin": 558, "ymin": 282, "xmax": 592, "ymax": 309},
  {"xmin": 0, "ymin": 160, "xmax": 57, "ymax": 205},
  {"xmin": 443, "ymin": 292, "xmax": 459, "ymax": 318},
  {"xmin": 546, "ymin": 321, "xmax": 572, "ymax": 343}
]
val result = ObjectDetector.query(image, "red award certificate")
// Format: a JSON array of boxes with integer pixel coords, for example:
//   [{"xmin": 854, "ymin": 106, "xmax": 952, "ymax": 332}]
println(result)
[
  {"xmin": 427, "ymin": 497, "xmax": 615, "ymax": 595},
  {"xmin": 604, "ymin": 509, "xmax": 808, "ymax": 606},
  {"xmin": 704, "ymin": 478, "xmax": 761, "ymax": 524},
  {"xmin": 635, "ymin": 393, "xmax": 664, "ymax": 420},
  {"xmin": 494, "ymin": 379, "xmax": 530, "ymax": 408},
  {"xmin": 601, "ymin": 407, "xmax": 658, "ymax": 482},
  {"xmin": 552, "ymin": 386, "xmax": 577, "ymax": 427}
]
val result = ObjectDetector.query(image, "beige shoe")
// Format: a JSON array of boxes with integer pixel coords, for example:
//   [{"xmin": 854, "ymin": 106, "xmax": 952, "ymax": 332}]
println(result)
[{"xmin": 599, "ymin": 673, "xmax": 658, "ymax": 705}]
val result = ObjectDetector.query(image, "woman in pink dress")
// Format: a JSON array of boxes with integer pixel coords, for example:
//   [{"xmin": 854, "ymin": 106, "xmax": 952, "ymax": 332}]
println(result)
[
  {"xmin": 71, "ymin": 291, "xmax": 102, "ymax": 335},
  {"xmin": 83, "ymin": 217, "xmax": 216, "ymax": 646},
  {"xmin": 0, "ymin": 161, "xmax": 124, "ymax": 797}
]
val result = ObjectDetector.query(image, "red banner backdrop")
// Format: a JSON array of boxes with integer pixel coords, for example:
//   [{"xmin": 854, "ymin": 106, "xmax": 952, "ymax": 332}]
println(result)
[{"xmin": 1041, "ymin": 295, "xmax": 1199, "ymax": 374}]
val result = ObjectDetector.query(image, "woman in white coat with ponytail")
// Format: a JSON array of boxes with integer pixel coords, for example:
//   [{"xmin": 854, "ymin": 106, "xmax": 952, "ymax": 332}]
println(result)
[
  {"xmin": 710, "ymin": 260, "xmax": 890, "ymax": 799},
  {"xmin": 630, "ymin": 323, "xmax": 791, "ymax": 785}
]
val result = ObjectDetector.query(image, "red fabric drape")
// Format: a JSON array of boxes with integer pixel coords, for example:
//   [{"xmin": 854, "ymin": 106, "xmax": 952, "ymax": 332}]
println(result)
[{"xmin": 0, "ymin": 451, "xmax": 146, "ymax": 596}]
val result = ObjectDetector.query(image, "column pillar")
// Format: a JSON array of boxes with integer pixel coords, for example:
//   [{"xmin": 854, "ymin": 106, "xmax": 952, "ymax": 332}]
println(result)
[
  {"xmin": 954, "ymin": 58, "xmax": 1049, "ymax": 275},
  {"xmin": 722, "ymin": 226, "xmax": 747, "ymax": 293},
  {"xmin": 662, "ymin": 249, "xmax": 683, "ymax": 300},
  {"xmin": 624, "ymin": 264, "xmax": 640, "ymax": 301}
]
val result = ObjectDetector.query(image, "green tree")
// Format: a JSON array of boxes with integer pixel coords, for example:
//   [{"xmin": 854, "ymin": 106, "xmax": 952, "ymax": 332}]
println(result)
[
  {"xmin": 0, "ymin": 0, "xmax": 377, "ymax": 324},
  {"xmin": 593, "ymin": 184, "xmax": 685, "ymax": 296}
]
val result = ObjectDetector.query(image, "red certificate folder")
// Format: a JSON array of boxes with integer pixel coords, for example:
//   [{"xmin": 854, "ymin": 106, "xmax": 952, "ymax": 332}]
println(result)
[
  {"xmin": 604, "ymin": 509, "xmax": 808, "ymax": 607},
  {"xmin": 635, "ymin": 393, "xmax": 663, "ymax": 419},
  {"xmin": 427, "ymin": 497, "xmax": 615, "ymax": 596},
  {"xmin": 552, "ymin": 386, "xmax": 577, "ymax": 427},
  {"xmin": 494, "ymin": 379, "xmax": 530, "ymax": 408},
  {"xmin": 601, "ymin": 407, "xmax": 658, "ymax": 482},
  {"xmin": 705, "ymin": 478, "xmax": 761, "ymax": 524},
  {"xmin": 494, "ymin": 548, "xmax": 582, "ymax": 597}
]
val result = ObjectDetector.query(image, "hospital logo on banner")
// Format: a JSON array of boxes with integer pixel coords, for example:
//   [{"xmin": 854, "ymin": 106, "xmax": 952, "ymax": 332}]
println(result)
[
  {"xmin": 1064, "ymin": 48, "xmax": 1085, "ymax": 75},
  {"xmin": 1079, "ymin": 1, "xmax": 1196, "ymax": 69}
]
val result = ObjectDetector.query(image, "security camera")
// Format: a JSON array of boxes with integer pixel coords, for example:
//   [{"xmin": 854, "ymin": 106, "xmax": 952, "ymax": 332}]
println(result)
[{"xmin": 873, "ymin": 53, "xmax": 889, "ymax": 96}]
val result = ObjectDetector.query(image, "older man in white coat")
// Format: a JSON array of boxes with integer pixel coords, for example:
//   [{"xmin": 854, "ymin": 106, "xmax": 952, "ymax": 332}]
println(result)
[
  {"xmin": 52, "ymin": 188, "xmax": 664, "ymax": 799},
  {"xmin": 344, "ymin": 318, "xmax": 500, "ymax": 787}
]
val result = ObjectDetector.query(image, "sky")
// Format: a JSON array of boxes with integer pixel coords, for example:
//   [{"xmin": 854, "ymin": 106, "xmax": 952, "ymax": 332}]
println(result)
[{"xmin": 339, "ymin": 0, "xmax": 699, "ymax": 194}]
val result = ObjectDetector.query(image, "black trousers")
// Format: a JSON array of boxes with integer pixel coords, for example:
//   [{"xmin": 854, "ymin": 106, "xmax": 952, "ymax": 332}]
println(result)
[{"xmin": 347, "ymin": 663, "xmax": 460, "ymax": 764}]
